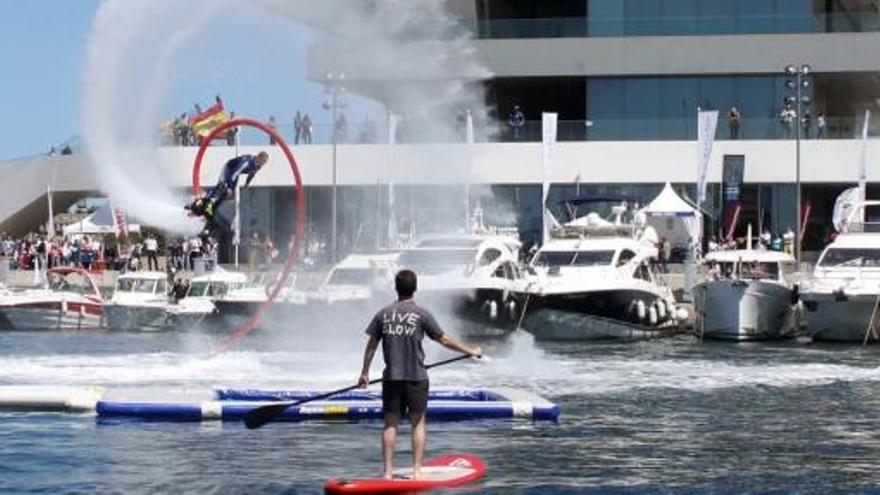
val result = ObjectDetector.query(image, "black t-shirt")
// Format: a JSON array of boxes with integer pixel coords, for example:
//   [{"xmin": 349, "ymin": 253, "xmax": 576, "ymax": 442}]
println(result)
[{"xmin": 365, "ymin": 299, "xmax": 444, "ymax": 381}]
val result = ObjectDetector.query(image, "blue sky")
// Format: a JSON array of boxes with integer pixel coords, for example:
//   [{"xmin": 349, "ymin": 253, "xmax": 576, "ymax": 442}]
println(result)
[{"xmin": 0, "ymin": 1, "xmax": 381, "ymax": 160}]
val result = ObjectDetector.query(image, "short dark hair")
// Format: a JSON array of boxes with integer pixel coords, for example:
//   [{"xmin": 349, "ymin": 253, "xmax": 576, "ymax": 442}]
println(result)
[{"xmin": 395, "ymin": 269, "xmax": 417, "ymax": 297}]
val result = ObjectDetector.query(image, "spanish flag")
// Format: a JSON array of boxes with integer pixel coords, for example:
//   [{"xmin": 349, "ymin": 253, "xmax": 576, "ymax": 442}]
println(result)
[{"xmin": 190, "ymin": 101, "xmax": 229, "ymax": 139}]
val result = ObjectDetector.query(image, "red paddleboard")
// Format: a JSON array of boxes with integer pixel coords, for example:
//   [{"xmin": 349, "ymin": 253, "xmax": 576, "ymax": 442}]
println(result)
[{"xmin": 324, "ymin": 454, "xmax": 486, "ymax": 494}]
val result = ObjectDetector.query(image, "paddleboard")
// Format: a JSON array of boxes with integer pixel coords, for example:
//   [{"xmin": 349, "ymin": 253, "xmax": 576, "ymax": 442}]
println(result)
[{"xmin": 324, "ymin": 454, "xmax": 485, "ymax": 494}]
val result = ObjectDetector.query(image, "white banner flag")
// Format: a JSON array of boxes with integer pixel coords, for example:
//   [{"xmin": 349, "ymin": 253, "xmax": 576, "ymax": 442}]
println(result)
[
  {"xmin": 232, "ymin": 181, "xmax": 241, "ymax": 247},
  {"xmin": 859, "ymin": 110, "xmax": 870, "ymax": 213},
  {"xmin": 465, "ymin": 110, "xmax": 474, "ymax": 231},
  {"xmin": 388, "ymin": 112, "xmax": 398, "ymax": 146},
  {"xmin": 696, "ymin": 110, "xmax": 719, "ymax": 205},
  {"xmin": 542, "ymin": 112, "xmax": 558, "ymax": 246},
  {"xmin": 46, "ymin": 184, "xmax": 55, "ymax": 237}
]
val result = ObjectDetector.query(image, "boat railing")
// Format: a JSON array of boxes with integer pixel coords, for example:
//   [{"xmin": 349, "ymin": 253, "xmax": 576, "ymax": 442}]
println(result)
[
  {"xmin": 551, "ymin": 224, "xmax": 640, "ymax": 239},
  {"xmin": 840, "ymin": 222, "xmax": 880, "ymax": 234}
]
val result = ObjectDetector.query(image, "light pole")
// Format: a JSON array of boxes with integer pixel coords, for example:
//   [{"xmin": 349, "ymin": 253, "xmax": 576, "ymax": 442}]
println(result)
[
  {"xmin": 323, "ymin": 71, "xmax": 346, "ymax": 261},
  {"xmin": 784, "ymin": 63, "xmax": 812, "ymax": 265}
]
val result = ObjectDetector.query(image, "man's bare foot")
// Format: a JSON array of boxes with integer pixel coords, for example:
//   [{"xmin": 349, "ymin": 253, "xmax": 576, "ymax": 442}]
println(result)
[
  {"xmin": 412, "ymin": 468, "xmax": 422, "ymax": 480},
  {"xmin": 383, "ymin": 472, "xmax": 393, "ymax": 481}
]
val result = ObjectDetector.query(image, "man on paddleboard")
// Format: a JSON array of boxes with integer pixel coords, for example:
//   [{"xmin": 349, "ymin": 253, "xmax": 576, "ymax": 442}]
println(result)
[{"xmin": 358, "ymin": 269, "xmax": 482, "ymax": 480}]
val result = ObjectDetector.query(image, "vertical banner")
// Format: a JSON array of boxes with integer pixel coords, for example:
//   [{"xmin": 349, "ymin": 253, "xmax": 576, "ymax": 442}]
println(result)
[
  {"xmin": 542, "ymin": 112, "xmax": 558, "ymax": 246},
  {"xmin": 233, "ymin": 181, "xmax": 241, "ymax": 248},
  {"xmin": 696, "ymin": 110, "xmax": 719, "ymax": 205},
  {"xmin": 721, "ymin": 155, "xmax": 745, "ymax": 242},
  {"xmin": 113, "ymin": 206, "xmax": 128, "ymax": 237},
  {"xmin": 46, "ymin": 184, "xmax": 55, "ymax": 238},
  {"xmin": 465, "ymin": 110, "xmax": 474, "ymax": 231},
  {"xmin": 387, "ymin": 111, "xmax": 399, "ymax": 248},
  {"xmin": 859, "ymin": 109, "xmax": 871, "ymax": 220}
]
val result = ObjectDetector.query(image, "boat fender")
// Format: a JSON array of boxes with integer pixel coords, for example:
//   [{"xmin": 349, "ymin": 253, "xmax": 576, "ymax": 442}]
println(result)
[
  {"xmin": 636, "ymin": 300, "xmax": 646, "ymax": 321},
  {"xmin": 648, "ymin": 305, "xmax": 658, "ymax": 326},
  {"xmin": 508, "ymin": 300, "xmax": 517, "ymax": 321},
  {"xmin": 488, "ymin": 301, "xmax": 498, "ymax": 321},
  {"xmin": 790, "ymin": 284, "xmax": 800, "ymax": 305},
  {"xmin": 675, "ymin": 307, "xmax": 689, "ymax": 323},
  {"xmin": 657, "ymin": 300, "xmax": 667, "ymax": 320}
]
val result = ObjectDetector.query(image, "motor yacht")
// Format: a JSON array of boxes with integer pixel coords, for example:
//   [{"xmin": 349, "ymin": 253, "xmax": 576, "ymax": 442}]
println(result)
[
  {"xmin": 801, "ymin": 201, "xmax": 880, "ymax": 342},
  {"xmin": 0, "ymin": 267, "xmax": 104, "ymax": 331},
  {"xmin": 166, "ymin": 268, "xmax": 249, "ymax": 329},
  {"xmin": 693, "ymin": 250, "xmax": 798, "ymax": 341},
  {"xmin": 396, "ymin": 233, "xmax": 526, "ymax": 331},
  {"xmin": 104, "ymin": 271, "xmax": 170, "ymax": 332},
  {"xmin": 515, "ymin": 202, "xmax": 682, "ymax": 340}
]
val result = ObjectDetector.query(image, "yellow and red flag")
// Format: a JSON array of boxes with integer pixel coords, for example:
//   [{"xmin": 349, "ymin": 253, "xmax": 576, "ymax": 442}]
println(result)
[{"xmin": 190, "ymin": 101, "xmax": 229, "ymax": 139}]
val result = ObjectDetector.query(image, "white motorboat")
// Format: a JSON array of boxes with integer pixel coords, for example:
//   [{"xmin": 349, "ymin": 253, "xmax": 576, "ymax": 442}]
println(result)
[
  {"xmin": 166, "ymin": 269, "xmax": 249, "ymax": 329},
  {"xmin": 0, "ymin": 267, "xmax": 104, "ymax": 331},
  {"xmin": 396, "ymin": 234, "xmax": 526, "ymax": 330},
  {"xmin": 104, "ymin": 271, "xmax": 170, "ymax": 332},
  {"xmin": 515, "ymin": 202, "xmax": 682, "ymax": 340},
  {"xmin": 693, "ymin": 250, "xmax": 798, "ymax": 341},
  {"xmin": 801, "ymin": 200, "xmax": 880, "ymax": 342},
  {"xmin": 308, "ymin": 253, "xmax": 397, "ymax": 306}
]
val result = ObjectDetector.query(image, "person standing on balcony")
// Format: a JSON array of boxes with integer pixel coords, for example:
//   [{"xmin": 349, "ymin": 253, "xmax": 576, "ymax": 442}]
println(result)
[
  {"xmin": 294, "ymin": 110, "xmax": 303, "ymax": 145},
  {"xmin": 779, "ymin": 105, "xmax": 796, "ymax": 138},
  {"xmin": 302, "ymin": 114, "xmax": 313, "ymax": 144},
  {"xmin": 268, "ymin": 116, "xmax": 278, "ymax": 145},
  {"xmin": 728, "ymin": 106, "xmax": 741, "ymax": 140},
  {"xmin": 509, "ymin": 105, "xmax": 525, "ymax": 140},
  {"xmin": 816, "ymin": 112, "xmax": 827, "ymax": 139}
]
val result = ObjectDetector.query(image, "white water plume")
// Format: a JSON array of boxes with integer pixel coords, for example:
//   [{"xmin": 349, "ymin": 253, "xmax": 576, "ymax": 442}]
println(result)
[
  {"xmin": 84, "ymin": 0, "xmax": 501, "ymax": 242},
  {"xmin": 83, "ymin": 0, "xmax": 228, "ymax": 234}
]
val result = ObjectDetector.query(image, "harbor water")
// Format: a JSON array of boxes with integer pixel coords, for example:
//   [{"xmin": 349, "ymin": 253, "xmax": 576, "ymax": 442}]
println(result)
[{"xmin": 3, "ymin": 327, "xmax": 880, "ymax": 493}]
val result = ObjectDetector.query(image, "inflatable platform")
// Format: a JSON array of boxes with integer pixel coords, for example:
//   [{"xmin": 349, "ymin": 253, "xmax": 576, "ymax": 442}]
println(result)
[{"xmin": 0, "ymin": 386, "xmax": 559, "ymax": 422}]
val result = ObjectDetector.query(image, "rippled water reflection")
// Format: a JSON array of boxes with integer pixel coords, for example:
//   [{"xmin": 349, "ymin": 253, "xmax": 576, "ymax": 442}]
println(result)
[{"xmin": 2, "ymin": 330, "xmax": 880, "ymax": 493}]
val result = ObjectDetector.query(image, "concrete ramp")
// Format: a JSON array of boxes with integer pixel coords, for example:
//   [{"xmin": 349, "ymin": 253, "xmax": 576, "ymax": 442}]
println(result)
[{"xmin": 0, "ymin": 154, "xmax": 99, "ymax": 235}]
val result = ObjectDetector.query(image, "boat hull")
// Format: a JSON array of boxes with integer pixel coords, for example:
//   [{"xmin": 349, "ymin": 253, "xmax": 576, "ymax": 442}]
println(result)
[
  {"xmin": 519, "ymin": 289, "xmax": 677, "ymax": 341},
  {"xmin": 104, "ymin": 304, "xmax": 169, "ymax": 332},
  {"xmin": 693, "ymin": 280, "xmax": 795, "ymax": 341},
  {"xmin": 801, "ymin": 291, "xmax": 879, "ymax": 342},
  {"xmin": 0, "ymin": 302, "xmax": 103, "ymax": 331}
]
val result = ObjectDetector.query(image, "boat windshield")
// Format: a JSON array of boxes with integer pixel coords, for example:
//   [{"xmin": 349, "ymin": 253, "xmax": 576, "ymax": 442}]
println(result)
[
  {"xmin": 327, "ymin": 268, "xmax": 377, "ymax": 286},
  {"xmin": 117, "ymin": 278, "xmax": 157, "ymax": 293},
  {"xmin": 740, "ymin": 261, "xmax": 779, "ymax": 280},
  {"xmin": 398, "ymin": 249, "xmax": 477, "ymax": 272},
  {"xmin": 47, "ymin": 272, "xmax": 93, "ymax": 296},
  {"xmin": 188, "ymin": 282, "xmax": 210, "ymax": 297},
  {"xmin": 534, "ymin": 250, "xmax": 615, "ymax": 267},
  {"xmin": 819, "ymin": 248, "xmax": 880, "ymax": 268},
  {"xmin": 415, "ymin": 238, "xmax": 482, "ymax": 249}
]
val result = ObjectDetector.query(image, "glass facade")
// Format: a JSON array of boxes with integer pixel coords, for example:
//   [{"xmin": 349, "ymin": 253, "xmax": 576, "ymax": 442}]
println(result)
[
  {"xmin": 474, "ymin": 0, "xmax": 880, "ymax": 38},
  {"xmin": 586, "ymin": 74, "xmax": 808, "ymax": 140}
]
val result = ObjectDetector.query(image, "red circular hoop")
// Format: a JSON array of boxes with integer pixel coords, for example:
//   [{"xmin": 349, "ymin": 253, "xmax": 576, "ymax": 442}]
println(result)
[{"xmin": 192, "ymin": 118, "xmax": 306, "ymax": 352}]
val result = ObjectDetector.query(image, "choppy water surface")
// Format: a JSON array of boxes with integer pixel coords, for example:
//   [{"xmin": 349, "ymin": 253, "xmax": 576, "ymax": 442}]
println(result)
[{"xmin": 3, "ymin": 328, "xmax": 880, "ymax": 493}]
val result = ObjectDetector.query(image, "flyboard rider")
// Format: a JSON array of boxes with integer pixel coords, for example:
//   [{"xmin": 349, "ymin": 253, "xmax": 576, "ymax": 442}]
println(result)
[{"xmin": 186, "ymin": 151, "xmax": 269, "ymax": 232}]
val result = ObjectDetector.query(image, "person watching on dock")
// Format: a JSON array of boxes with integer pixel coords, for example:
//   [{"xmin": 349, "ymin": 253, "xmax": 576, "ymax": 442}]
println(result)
[{"xmin": 358, "ymin": 269, "xmax": 482, "ymax": 481}]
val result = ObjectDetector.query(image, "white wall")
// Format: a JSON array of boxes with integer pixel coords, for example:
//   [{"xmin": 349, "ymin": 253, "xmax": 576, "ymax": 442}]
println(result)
[{"xmin": 158, "ymin": 139, "xmax": 879, "ymax": 187}]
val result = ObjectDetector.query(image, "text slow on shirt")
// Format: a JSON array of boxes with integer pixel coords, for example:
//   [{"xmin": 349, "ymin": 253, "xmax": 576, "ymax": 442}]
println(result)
[{"xmin": 365, "ymin": 299, "xmax": 445, "ymax": 381}]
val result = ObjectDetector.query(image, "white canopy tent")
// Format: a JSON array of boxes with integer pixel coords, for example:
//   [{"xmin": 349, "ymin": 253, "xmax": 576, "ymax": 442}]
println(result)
[
  {"xmin": 644, "ymin": 182, "xmax": 701, "ymax": 253},
  {"xmin": 62, "ymin": 202, "xmax": 140, "ymax": 237}
]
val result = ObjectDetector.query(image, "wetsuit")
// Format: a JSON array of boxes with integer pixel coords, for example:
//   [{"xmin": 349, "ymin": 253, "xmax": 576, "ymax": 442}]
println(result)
[{"xmin": 205, "ymin": 154, "xmax": 261, "ymax": 208}]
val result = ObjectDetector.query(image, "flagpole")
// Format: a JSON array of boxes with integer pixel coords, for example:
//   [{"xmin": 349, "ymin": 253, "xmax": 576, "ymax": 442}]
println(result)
[{"xmin": 233, "ymin": 127, "xmax": 241, "ymax": 268}]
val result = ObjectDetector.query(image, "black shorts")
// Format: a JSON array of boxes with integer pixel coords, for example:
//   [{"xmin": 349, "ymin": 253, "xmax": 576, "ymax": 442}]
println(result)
[{"xmin": 382, "ymin": 380, "xmax": 429, "ymax": 417}]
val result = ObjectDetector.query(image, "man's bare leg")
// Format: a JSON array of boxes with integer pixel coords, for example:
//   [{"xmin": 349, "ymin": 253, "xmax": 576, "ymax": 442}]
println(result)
[
  {"xmin": 411, "ymin": 412, "xmax": 426, "ymax": 480},
  {"xmin": 382, "ymin": 412, "xmax": 400, "ymax": 480}
]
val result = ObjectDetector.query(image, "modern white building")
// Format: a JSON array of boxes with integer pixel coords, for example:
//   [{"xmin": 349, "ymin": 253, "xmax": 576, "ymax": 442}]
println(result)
[{"xmin": 3, "ymin": 1, "xmax": 879, "ymax": 255}]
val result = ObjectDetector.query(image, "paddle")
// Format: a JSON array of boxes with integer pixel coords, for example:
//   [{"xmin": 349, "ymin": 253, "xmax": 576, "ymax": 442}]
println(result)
[{"xmin": 244, "ymin": 353, "xmax": 475, "ymax": 430}]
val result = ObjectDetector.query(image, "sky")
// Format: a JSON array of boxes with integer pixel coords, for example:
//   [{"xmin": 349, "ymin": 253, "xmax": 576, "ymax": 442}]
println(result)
[{"xmin": 0, "ymin": 0, "xmax": 381, "ymax": 161}]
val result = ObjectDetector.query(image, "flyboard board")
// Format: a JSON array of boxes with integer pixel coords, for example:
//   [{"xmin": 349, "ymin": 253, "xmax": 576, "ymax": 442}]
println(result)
[{"xmin": 324, "ymin": 454, "xmax": 485, "ymax": 494}]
